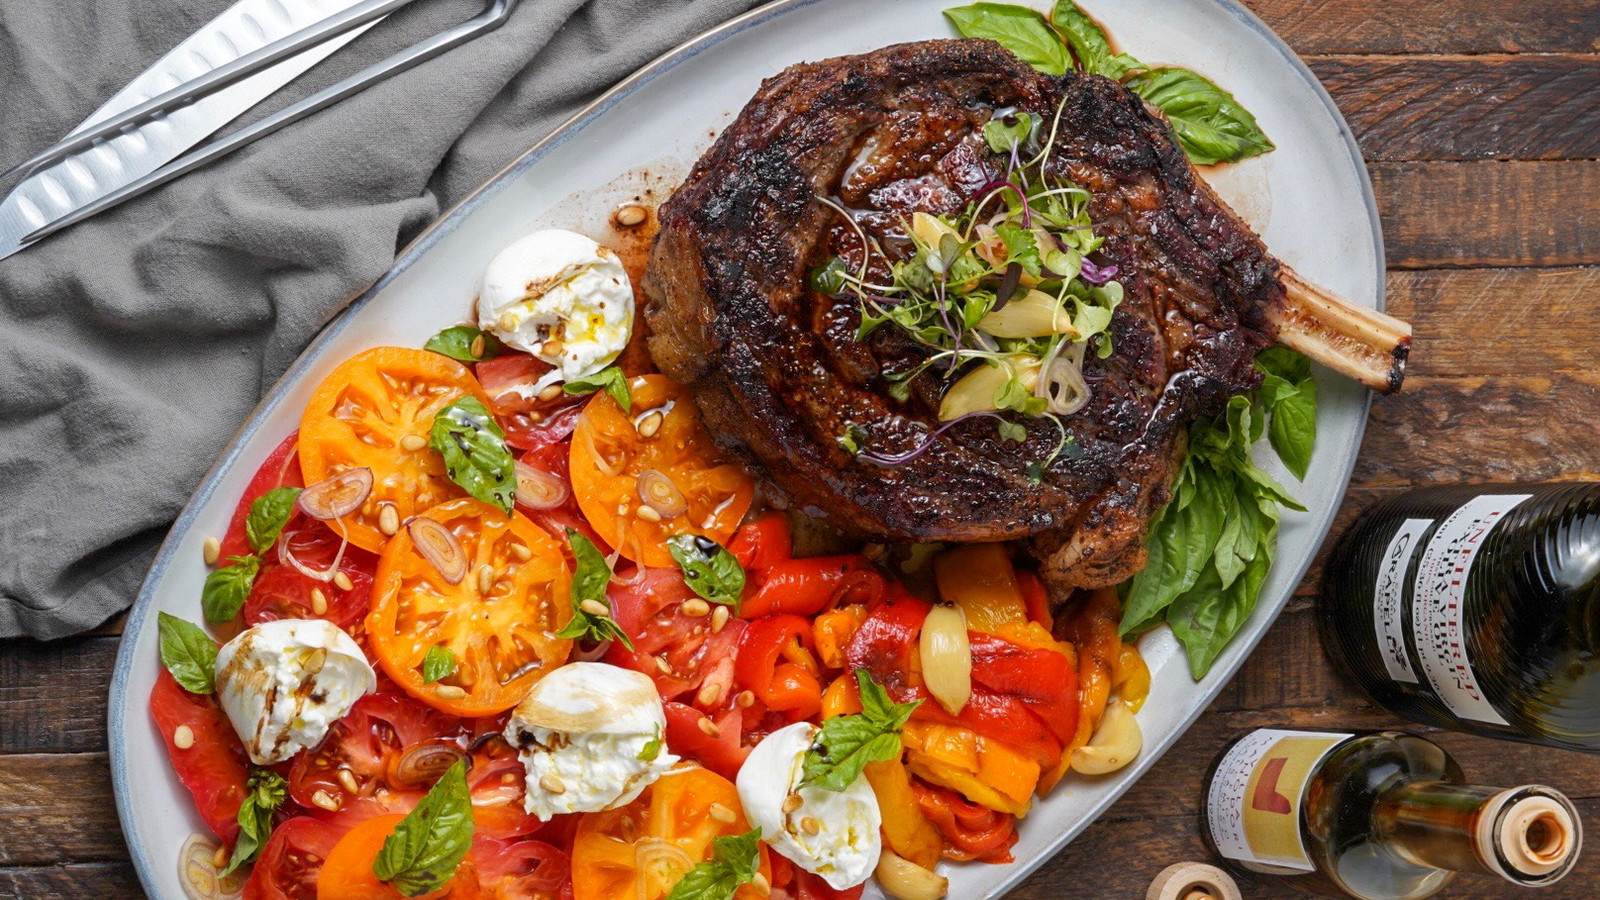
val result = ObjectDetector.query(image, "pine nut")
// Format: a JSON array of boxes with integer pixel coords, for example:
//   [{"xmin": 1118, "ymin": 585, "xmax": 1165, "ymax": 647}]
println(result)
[
  {"xmin": 173, "ymin": 725, "xmax": 195, "ymax": 750},
  {"xmin": 304, "ymin": 648, "xmax": 327, "ymax": 675},
  {"xmin": 502, "ymin": 772, "xmax": 518, "ymax": 785},
  {"xmin": 337, "ymin": 769, "xmax": 359, "ymax": 794},
  {"xmin": 636, "ymin": 411, "xmax": 663, "ymax": 438},
  {"xmin": 708, "ymin": 803, "xmax": 737, "ymax": 824},
  {"xmin": 800, "ymin": 816, "xmax": 821, "ymax": 835},
  {"xmin": 212, "ymin": 843, "xmax": 230, "ymax": 869},
  {"xmin": 311, "ymin": 790, "xmax": 340, "ymax": 811},
  {"xmin": 498, "ymin": 312, "xmax": 517, "ymax": 332},
  {"xmin": 580, "ymin": 598, "xmax": 610, "ymax": 617},
  {"xmin": 435, "ymin": 685, "xmax": 467, "ymax": 699},
  {"xmin": 539, "ymin": 773, "xmax": 566, "ymax": 795},
  {"xmin": 311, "ymin": 588, "xmax": 329, "ymax": 616},
  {"xmin": 636, "ymin": 505, "xmax": 663, "ymax": 523},
  {"xmin": 469, "ymin": 335, "xmax": 486, "ymax": 358},
  {"xmin": 781, "ymin": 793, "xmax": 803, "ymax": 814},
  {"xmin": 751, "ymin": 872, "xmax": 771, "ymax": 897},
  {"xmin": 334, "ymin": 570, "xmax": 355, "ymax": 592},
  {"xmin": 379, "ymin": 503, "xmax": 400, "ymax": 536},
  {"xmin": 655, "ymin": 656, "xmax": 672, "ymax": 674},
  {"xmin": 400, "ymin": 434, "xmax": 427, "ymax": 452},
  {"xmin": 477, "ymin": 564, "xmax": 495, "ymax": 594},
  {"xmin": 697, "ymin": 717, "xmax": 721, "ymax": 738},
  {"xmin": 615, "ymin": 204, "xmax": 648, "ymax": 228},
  {"xmin": 681, "ymin": 598, "xmax": 710, "ymax": 617},
  {"xmin": 711, "ymin": 605, "xmax": 730, "ymax": 633},
  {"xmin": 538, "ymin": 384, "xmax": 563, "ymax": 402},
  {"xmin": 510, "ymin": 542, "xmax": 533, "ymax": 561},
  {"xmin": 202, "ymin": 536, "xmax": 221, "ymax": 567},
  {"xmin": 736, "ymin": 690, "xmax": 756, "ymax": 708},
  {"xmin": 696, "ymin": 679, "xmax": 723, "ymax": 708}
]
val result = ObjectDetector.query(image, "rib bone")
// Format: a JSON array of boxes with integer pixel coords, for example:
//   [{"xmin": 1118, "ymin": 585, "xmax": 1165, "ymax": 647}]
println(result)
[{"xmin": 1269, "ymin": 267, "xmax": 1412, "ymax": 394}]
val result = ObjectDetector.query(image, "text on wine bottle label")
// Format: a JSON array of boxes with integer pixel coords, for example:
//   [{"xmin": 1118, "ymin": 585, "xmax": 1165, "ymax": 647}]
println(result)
[{"xmin": 1206, "ymin": 729, "xmax": 1352, "ymax": 874}]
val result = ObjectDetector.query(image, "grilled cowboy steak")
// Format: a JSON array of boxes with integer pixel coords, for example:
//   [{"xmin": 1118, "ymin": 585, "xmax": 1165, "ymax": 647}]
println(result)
[{"xmin": 644, "ymin": 40, "xmax": 1408, "ymax": 592}]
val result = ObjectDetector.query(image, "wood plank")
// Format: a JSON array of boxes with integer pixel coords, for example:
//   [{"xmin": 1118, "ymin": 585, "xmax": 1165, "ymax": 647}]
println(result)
[
  {"xmin": 1311, "ymin": 55, "xmax": 1600, "ymax": 161},
  {"xmin": 0, "ymin": 862, "xmax": 142, "ymax": 900},
  {"xmin": 0, "ymin": 636, "xmax": 117, "ymax": 754},
  {"xmin": 1388, "ymin": 267, "xmax": 1600, "ymax": 377},
  {"xmin": 1014, "ymin": 800, "xmax": 1600, "ymax": 900},
  {"xmin": 1241, "ymin": 0, "xmax": 1600, "ymax": 55},
  {"xmin": 0, "ymin": 754, "xmax": 125, "ymax": 866},
  {"xmin": 1372, "ymin": 161, "xmax": 1600, "ymax": 268}
]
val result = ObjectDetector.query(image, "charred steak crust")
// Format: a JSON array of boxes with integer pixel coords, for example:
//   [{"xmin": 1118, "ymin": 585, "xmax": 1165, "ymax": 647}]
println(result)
[{"xmin": 644, "ymin": 39, "xmax": 1284, "ymax": 592}]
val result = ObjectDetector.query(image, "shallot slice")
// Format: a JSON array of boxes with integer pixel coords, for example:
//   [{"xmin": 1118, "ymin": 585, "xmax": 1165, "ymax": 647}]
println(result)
[
  {"xmin": 298, "ymin": 468, "xmax": 373, "ymax": 520},
  {"xmin": 636, "ymin": 468, "xmax": 687, "ymax": 519},
  {"xmin": 279, "ymin": 524, "xmax": 350, "ymax": 584},
  {"xmin": 515, "ymin": 460, "xmax": 571, "ymax": 510},
  {"xmin": 408, "ymin": 516, "xmax": 467, "ymax": 584}
]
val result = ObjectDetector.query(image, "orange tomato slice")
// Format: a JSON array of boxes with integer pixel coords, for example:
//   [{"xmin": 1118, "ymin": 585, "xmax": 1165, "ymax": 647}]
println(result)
[
  {"xmin": 571, "ymin": 766, "xmax": 770, "ymax": 900},
  {"xmin": 367, "ymin": 497, "xmax": 572, "ymax": 716},
  {"xmin": 569, "ymin": 375, "xmax": 754, "ymax": 567},
  {"xmin": 300, "ymin": 347, "xmax": 490, "ymax": 553},
  {"xmin": 316, "ymin": 814, "xmax": 480, "ymax": 900}
]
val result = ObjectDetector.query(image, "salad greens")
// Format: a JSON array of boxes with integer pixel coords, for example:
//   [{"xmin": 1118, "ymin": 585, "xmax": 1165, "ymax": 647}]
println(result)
[
  {"xmin": 563, "ymin": 365, "xmax": 632, "ymax": 412},
  {"xmin": 224, "ymin": 770, "xmax": 288, "ymax": 875},
  {"xmin": 664, "ymin": 829, "xmax": 763, "ymax": 900},
  {"xmin": 668, "ymin": 534, "xmax": 746, "ymax": 610},
  {"xmin": 430, "ymin": 396, "xmax": 517, "ymax": 514},
  {"xmin": 158, "ymin": 612, "xmax": 218, "ymax": 694},
  {"xmin": 1120, "ymin": 349, "xmax": 1317, "ymax": 678},
  {"xmin": 946, "ymin": 0, "xmax": 1274, "ymax": 166},
  {"xmin": 421, "ymin": 645, "xmax": 457, "ymax": 684},
  {"xmin": 801, "ymin": 670, "xmax": 921, "ymax": 792},
  {"xmin": 372, "ymin": 760, "xmax": 475, "ymax": 896},
  {"xmin": 555, "ymin": 529, "xmax": 635, "ymax": 650}
]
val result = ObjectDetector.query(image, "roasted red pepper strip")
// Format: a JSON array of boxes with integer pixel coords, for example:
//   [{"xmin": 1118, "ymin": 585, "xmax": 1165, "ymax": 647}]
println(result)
[
  {"xmin": 728, "ymin": 512, "xmax": 792, "ymax": 573},
  {"xmin": 736, "ymin": 615, "xmax": 823, "ymax": 720},
  {"xmin": 1017, "ymin": 569, "xmax": 1054, "ymax": 632},
  {"xmin": 843, "ymin": 599, "xmax": 1076, "ymax": 770},
  {"xmin": 911, "ymin": 780, "xmax": 1019, "ymax": 863},
  {"xmin": 741, "ymin": 555, "xmax": 885, "ymax": 619}
]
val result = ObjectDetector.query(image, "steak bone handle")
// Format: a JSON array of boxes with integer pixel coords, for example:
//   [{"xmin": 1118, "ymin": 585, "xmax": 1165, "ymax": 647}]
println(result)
[{"xmin": 1269, "ymin": 267, "xmax": 1412, "ymax": 394}]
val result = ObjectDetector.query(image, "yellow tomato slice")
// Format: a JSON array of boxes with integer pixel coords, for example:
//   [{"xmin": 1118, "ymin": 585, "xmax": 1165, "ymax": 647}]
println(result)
[
  {"xmin": 569, "ymin": 374, "xmax": 754, "ymax": 567},
  {"xmin": 300, "ymin": 347, "xmax": 489, "ymax": 553}
]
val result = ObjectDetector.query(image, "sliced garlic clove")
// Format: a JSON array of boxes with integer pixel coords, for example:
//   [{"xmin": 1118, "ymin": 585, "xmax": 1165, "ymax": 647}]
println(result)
[
  {"xmin": 937, "ymin": 356, "xmax": 1040, "ymax": 422},
  {"xmin": 1070, "ymin": 698, "xmax": 1142, "ymax": 775},
  {"xmin": 919, "ymin": 605, "xmax": 972, "ymax": 715},
  {"xmin": 977, "ymin": 290, "xmax": 1080, "ymax": 339}
]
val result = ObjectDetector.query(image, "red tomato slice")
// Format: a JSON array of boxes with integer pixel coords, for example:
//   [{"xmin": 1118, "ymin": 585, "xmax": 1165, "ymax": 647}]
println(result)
[
  {"xmin": 605, "ymin": 568, "xmax": 744, "ymax": 701},
  {"xmin": 219, "ymin": 431, "xmax": 305, "ymax": 561},
  {"xmin": 662, "ymin": 703, "xmax": 753, "ymax": 781},
  {"xmin": 151, "ymin": 670, "xmax": 251, "ymax": 846},
  {"xmin": 243, "ymin": 553, "xmax": 376, "ymax": 631},
  {"xmin": 473, "ymin": 836, "xmax": 572, "ymax": 900},
  {"xmin": 243, "ymin": 816, "xmax": 345, "ymax": 900},
  {"xmin": 476, "ymin": 353, "xmax": 584, "ymax": 452},
  {"xmin": 288, "ymin": 690, "xmax": 457, "ymax": 810}
]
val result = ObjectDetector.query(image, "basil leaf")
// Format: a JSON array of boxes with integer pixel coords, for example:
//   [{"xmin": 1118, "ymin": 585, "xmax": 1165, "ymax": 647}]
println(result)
[
  {"xmin": 945, "ymin": 3, "xmax": 1072, "ymax": 76},
  {"xmin": 245, "ymin": 487, "xmax": 302, "ymax": 554},
  {"xmin": 1169, "ymin": 518, "xmax": 1275, "ymax": 679},
  {"xmin": 1119, "ymin": 462, "xmax": 1224, "ymax": 637},
  {"xmin": 801, "ymin": 670, "xmax": 920, "ymax": 792},
  {"xmin": 373, "ymin": 759, "xmax": 475, "ymax": 896},
  {"xmin": 429, "ymin": 396, "xmax": 516, "ymax": 514},
  {"xmin": 638, "ymin": 726, "xmax": 664, "ymax": 763},
  {"xmin": 1256, "ymin": 348, "xmax": 1317, "ymax": 481},
  {"xmin": 203, "ymin": 555, "xmax": 262, "ymax": 625},
  {"xmin": 158, "ymin": 612, "xmax": 218, "ymax": 694},
  {"xmin": 1126, "ymin": 67, "xmax": 1275, "ymax": 166},
  {"xmin": 425, "ymin": 325, "xmax": 502, "ymax": 362},
  {"xmin": 422, "ymin": 646, "xmax": 456, "ymax": 684},
  {"xmin": 563, "ymin": 366, "xmax": 631, "ymax": 413},
  {"xmin": 1049, "ymin": 0, "xmax": 1142, "ymax": 79},
  {"xmin": 554, "ymin": 529, "xmax": 636, "ymax": 650},
  {"xmin": 223, "ymin": 770, "xmax": 287, "ymax": 876},
  {"xmin": 665, "ymin": 828, "xmax": 762, "ymax": 900},
  {"xmin": 981, "ymin": 114, "xmax": 1035, "ymax": 154},
  {"xmin": 667, "ymin": 535, "xmax": 746, "ymax": 610}
]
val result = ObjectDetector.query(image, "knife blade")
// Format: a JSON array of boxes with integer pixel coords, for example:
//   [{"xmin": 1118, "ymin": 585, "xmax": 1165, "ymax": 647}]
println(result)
[{"xmin": 0, "ymin": 0, "xmax": 386, "ymax": 263}]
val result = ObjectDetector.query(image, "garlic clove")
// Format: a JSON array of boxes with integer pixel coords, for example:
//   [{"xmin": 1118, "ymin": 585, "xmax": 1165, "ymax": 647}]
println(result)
[{"xmin": 1070, "ymin": 698, "xmax": 1142, "ymax": 775}]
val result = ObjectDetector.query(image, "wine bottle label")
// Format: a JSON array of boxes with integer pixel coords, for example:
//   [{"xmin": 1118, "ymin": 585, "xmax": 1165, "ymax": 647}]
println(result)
[
  {"xmin": 1374, "ymin": 517, "xmax": 1434, "ymax": 683},
  {"xmin": 1409, "ymin": 493, "xmax": 1528, "ymax": 726},
  {"xmin": 1206, "ymin": 729, "xmax": 1352, "ymax": 874}
]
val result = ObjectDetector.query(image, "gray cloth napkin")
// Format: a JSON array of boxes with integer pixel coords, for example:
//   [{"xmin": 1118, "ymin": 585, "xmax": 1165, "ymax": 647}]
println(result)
[{"xmin": 0, "ymin": 0, "xmax": 764, "ymax": 639}]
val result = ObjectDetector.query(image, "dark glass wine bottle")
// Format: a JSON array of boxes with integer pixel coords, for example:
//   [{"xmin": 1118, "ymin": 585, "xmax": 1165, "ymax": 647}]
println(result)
[
  {"xmin": 1200, "ymin": 729, "xmax": 1580, "ymax": 900},
  {"xmin": 1318, "ymin": 484, "xmax": 1600, "ymax": 750}
]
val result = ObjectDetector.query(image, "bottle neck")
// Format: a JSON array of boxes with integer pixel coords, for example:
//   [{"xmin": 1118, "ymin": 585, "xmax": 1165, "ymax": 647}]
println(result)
[{"xmin": 1372, "ymin": 782, "xmax": 1581, "ymax": 885}]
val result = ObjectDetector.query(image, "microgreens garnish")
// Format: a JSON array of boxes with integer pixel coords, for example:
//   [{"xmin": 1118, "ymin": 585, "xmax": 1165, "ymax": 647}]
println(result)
[{"xmin": 813, "ymin": 104, "xmax": 1125, "ymax": 478}]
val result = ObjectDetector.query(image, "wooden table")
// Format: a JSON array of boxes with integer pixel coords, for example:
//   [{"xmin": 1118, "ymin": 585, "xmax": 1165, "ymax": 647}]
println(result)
[{"xmin": 5, "ymin": 1, "xmax": 1600, "ymax": 897}]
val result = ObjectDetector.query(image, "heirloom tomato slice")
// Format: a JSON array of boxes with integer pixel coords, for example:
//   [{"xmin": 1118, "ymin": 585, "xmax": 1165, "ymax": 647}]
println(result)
[
  {"xmin": 300, "ymin": 347, "xmax": 489, "ymax": 553},
  {"xmin": 571, "ymin": 766, "xmax": 770, "ymax": 900},
  {"xmin": 569, "ymin": 374, "xmax": 754, "ymax": 567},
  {"xmin": 367, "ymin": 498, "xmax": 572, "ymax": 716}
]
